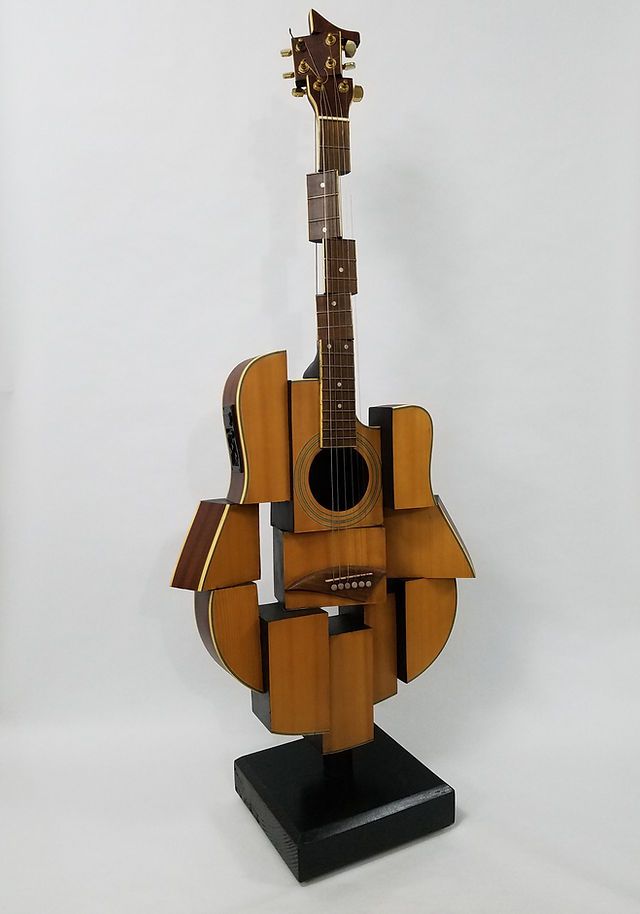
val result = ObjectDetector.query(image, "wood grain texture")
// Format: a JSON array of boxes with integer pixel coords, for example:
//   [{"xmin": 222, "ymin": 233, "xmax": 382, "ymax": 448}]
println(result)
[
  {"xmin": 385, "ymin": 496, "xmax": 475, "ymax": 580},
  {"xmin": 171, "ymin": 499, "xmax": 260, "ymax": 591},
  {"xmin": 194, "ymin": 584, "xmax": 264, "ymax": 691},
  {"xmin": 254, "ymin": 605, "xmax": 330, "ymax": 735},
  {"xmin": 364, "ymin": 594, "xmax": 398, "ymax": 703},
  {"xmin": 223, "ymin": 350, "xmax": 291, "ymax": 505},
  {"xmin": 275, "ymin": 525, "xmax": 387, "ymax": 609},
  {"xmin": 322, "ymin": 622, "xmax": 374, "ymax": 754},
  {"xmin": 395, "ymin": 579, "xmax": 458, "ymax": 683},
  {"xmin": 369, "ymin": 404, "xmax": 435, "ymax": 510},
  {"xmin": 289, "ymin": 379, "xmax": 383, "ymax": 533}
]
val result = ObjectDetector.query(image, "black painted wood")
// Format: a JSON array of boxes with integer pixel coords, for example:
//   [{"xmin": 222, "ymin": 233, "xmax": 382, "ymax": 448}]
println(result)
[{"xmin": 234, "ymin": 725, "xmax": 455, "ymax": 881}]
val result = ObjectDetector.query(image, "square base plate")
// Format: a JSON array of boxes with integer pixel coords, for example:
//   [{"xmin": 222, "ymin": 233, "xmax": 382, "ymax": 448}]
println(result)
[{"xmin": 234, "ymin": 725, "xmax": 455, "ymax": 881}]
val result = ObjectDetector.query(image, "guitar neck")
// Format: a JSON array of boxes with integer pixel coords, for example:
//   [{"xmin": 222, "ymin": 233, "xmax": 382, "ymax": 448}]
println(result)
[{"xmin": 307, "ymin": 135, "xmax": 357, "ymax": 448}]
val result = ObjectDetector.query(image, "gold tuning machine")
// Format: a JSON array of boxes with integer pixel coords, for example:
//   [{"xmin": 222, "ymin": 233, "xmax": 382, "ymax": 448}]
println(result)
[
  {"xmin": 344, "ymin": 39, "xmax": 357, "ymax": 58},
  {"xmin": 352, "ymin": 85, "xmax": 365, "ymax": 102},
  {"xmin": 343, "ymin": 61, "xmax": 356, "ymax": 70},
  {"xmin": 282, "ymin": 72, "xmax": 295, "ymax": 79},
  {"xmin": 292, "ymin": 87, "xmax": 306, "ymax": 97},
  {"xmin": 280, "ymin": 48, "xmax": 292, "ymax": 57}
]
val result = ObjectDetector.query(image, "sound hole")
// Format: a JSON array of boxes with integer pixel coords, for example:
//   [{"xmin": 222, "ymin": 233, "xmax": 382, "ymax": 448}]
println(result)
[{"xmin": 308, "ymin": 447, "xmax": 369, "ymax": 512}]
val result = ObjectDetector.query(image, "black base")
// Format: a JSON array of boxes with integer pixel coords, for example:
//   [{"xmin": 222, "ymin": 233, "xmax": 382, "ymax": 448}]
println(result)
[{"xmin": 234, "ymin": 725, "xmax": 455, "ymax": 882}]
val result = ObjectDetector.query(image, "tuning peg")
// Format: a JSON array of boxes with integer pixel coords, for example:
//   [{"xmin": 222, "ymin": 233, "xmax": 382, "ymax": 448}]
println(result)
[
  {"xmin": 344, "ymin": 39, "xmax": 357, "ymax": 58},
  {"xmin": 280, "ymin": 48, "xmax": 292, "ymax": 57},
  {"xmin": 292, "ymin": 87, "xmax": 306, "ymax": 97},
  {"xmin": 352, "ymin": 85, "xmax": 365, "ymax": 102},
  {"xmin": 282, "ymin": 72, "xmax": 295, "ymax": 79},
  {"xmin": 343, "ymin": 61, "xmax": 356, "ymax": 70}
]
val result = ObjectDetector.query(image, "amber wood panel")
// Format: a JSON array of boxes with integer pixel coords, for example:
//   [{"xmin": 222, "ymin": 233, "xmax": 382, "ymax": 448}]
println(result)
[
  {"xmin": 289, "ymin": 379, "xmax": 383, "ymax": 534},
  {"xmin": 369, "ymin": 404, "xmax": 435, "ymax": 510},
  {"xmin": 223, "ymin": 350, "xmax": 291, "ymax": 505},
  {"xmin": 385, "ymin": 497, "xmax": 474, "ymax": 580},
  {"xmin": 194, "ymin": 584, "xmax": 264, "ymax": 691},
  {"xmin": 251, "ymin": 604, "xmax": 330, "ymax": 735},
  {"xmin": 364, "ymin": 594, "xmax": 398, "ymax": 703},
  {"xmin": 274, "ymin": 525, "xmax": 387, "ymax": 609},
  {"xmin": 321, "ymin": 620, "xmax": 374, "ymax": 754},
  {"xmin": 172, "ymin": 499, "xmax": 260, "ymax": 591},
  {"xmin": 395, "ymin": 579, "xmax": 458, "ymax": 683}
]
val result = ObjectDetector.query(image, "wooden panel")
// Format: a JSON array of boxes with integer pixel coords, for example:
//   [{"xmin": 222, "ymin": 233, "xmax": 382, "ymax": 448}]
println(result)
[
  {"xmin": 364, "ymin": 594, "xmax": 398, "ymax": 703},
  {"xmin": 322, "ymin": 625, "xmax": 374, "ymax": 754},
  {"xmin": 385, "ymin": 497, "xmax": 474, "ymax": 580},
  {"xmin": 316, "ymin": 118, "xmax": 351, "ymax": 176},
  {"xmin": 172, "ymin": 499, "xmax": 259, "ymax": 591},
  {"xmin": 172, "ymin": 500, "xmax": 225, "ymax": 590},
  {"xmin": 202, "ymin": 502, "xmax": 260, "ymax": 590},
  {"xmin": 369, "ymin": 405, "xmax": 435, "ymax": 510},
  {"xmin": 396, "ymin": 579, "xmax": 458, "ymax": 683},
  {"xmin": 194, "ymin": 584, "xmax": 264, "ymax": 691},
  {"xmin": 259, "ymin": 606, "xmax": 330, "ymax": 735},
  {"xmin": 324, "ymin": 238, "xmax": 357, "ymax": 294},
  {"xmin": 276, "ymin": 525, "xmax": 387, "ymax": 609},
  {"xmin": 289, "ymin": 379, "xmax": 383, "ymax": 534},
  {"xmin": 392, "ymin": 407, "xmax": 434, "ymax": 508},
  {"xmin": 224, "ymin": 350, "xmax": 291, "ymax": 505},
  {"xmin": 307, "ymin": 171, "xmax": 341, "ymax": 241}
]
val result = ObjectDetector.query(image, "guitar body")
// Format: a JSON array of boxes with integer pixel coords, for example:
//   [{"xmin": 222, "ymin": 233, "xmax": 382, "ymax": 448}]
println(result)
[{"xmin": 172, "ymin": 10, "xmax": 475, "ymax": 757}]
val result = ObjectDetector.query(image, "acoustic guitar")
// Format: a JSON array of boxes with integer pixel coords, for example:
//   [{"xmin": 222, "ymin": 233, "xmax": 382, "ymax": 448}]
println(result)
[{"xmin": 172, "ymin": 9, "xmax": 474, "ymax": 757}]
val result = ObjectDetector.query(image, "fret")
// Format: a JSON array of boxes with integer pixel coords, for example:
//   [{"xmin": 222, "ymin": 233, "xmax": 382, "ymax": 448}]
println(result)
[{"xmin": 319, "ymin": 361, "xmax": 355, "ymax": 372}]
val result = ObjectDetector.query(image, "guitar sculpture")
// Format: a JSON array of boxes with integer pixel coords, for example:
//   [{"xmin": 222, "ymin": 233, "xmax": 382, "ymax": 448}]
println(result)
[{"xmin": 172, "ymin": 10, "xmax": 474, "ymax": 878}]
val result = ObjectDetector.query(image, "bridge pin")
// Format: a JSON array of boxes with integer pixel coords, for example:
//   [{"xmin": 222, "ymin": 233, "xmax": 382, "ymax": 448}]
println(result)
[{"xmin": 331, "ymin": 584, "xmax": 337, "ymax": 591}]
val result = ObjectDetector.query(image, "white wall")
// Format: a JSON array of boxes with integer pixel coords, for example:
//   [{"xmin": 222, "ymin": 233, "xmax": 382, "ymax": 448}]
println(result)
[{"xmin": 1, "ymin": 2, "xmax": 639, "ymax": 911}]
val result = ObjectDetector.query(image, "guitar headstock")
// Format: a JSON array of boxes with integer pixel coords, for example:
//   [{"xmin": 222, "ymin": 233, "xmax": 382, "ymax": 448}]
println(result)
[{"xmin": 281, "ymin": 9, "xmax": 363, "ymax": 117}]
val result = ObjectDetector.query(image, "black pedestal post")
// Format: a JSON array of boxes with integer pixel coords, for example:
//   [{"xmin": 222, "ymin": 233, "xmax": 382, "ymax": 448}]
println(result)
[{"xmin": 234, "ymin": 725, "xmax": 455, "ymax": 881}]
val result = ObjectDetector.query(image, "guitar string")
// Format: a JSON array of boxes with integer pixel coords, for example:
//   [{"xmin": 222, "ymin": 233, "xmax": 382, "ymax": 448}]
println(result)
[
  {"xmin": 333, "ymin": 57, "xmax": 357, "ymax": 589},
  {"xmin": 324, "ymin": 62, "xmax": 349, "ymax": 583},
  {"xmin": 331, "ymin": 55, "xmax": 364, "ymax": 593},
  {"xmin": 315, "ymin": 59, "xmax": 340, "ymax": 589}
]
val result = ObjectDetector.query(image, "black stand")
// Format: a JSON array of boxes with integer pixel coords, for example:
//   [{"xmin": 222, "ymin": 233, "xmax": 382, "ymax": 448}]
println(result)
[{"xmin": 234, "ymin": 725, "xmax": 455, "ymax": 881}]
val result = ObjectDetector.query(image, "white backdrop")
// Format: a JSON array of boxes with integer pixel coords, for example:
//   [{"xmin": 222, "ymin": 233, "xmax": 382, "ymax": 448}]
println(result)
[{"xmin": 2, "ymin": 1, "xmax": 639, "ymax": 911}]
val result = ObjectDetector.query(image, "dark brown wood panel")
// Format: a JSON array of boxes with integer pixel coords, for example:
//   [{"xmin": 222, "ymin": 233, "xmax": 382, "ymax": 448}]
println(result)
[
  {"xmin": 172, "ymin": 500, "xmax": 226, "ymax": 590},
  {"xmin": 317, "ymin": 118, "xmax": 351, "ymax": 175},
  {"xmin": 307, "ymin": 170, "xmax": 341, "ymax": 241}
]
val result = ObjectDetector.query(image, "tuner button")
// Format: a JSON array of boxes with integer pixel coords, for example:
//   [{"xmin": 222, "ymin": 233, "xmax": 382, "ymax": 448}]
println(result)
[
  {"xmin": 280, "ymin": 48, "xmax": 292, "ymax": 57},
  {"xmin": 352, "ymin": 84, "xmax": 364, "ymax": 102},
  {"xmin": 282, "ymin": 72, "xmax": 295, "ymax": 79},
  {"xmin": 291, "ymin": 87, "xmax": 306, "ymax": 97},
  {"xmin": 343, "ymin": 61, "xmax": 356, "ymax": 70},
  {"xmin": 344, "ymin": 39, "xmax": 357, "ymax": 58}
]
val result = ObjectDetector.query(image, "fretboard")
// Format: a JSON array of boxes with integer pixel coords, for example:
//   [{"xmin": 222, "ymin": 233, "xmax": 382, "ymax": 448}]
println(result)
[
  {"xmin": 316, "ymin": 117, "xmax": 351, "ymax": 175},
  {"xmin": 317, "ymin": 265, "xmax": 357, "ymax": 448},
  {"xmin": 311, "ymin": 117, "xmax": 357, "ymax": 449}
]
